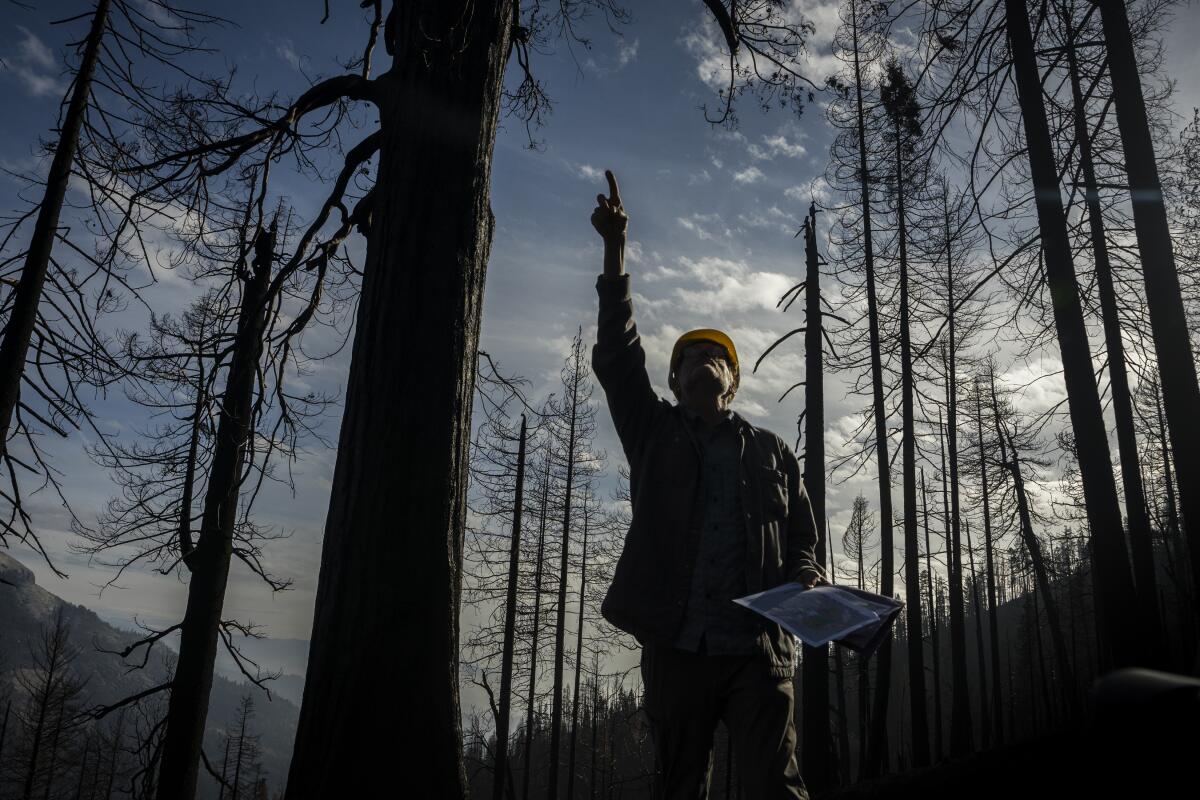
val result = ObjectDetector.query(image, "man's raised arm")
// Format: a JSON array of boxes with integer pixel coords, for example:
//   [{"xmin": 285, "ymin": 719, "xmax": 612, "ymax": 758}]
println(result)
[{"xmin": 590, "ymin": 170, "xmax": 661, "ymax": 462}]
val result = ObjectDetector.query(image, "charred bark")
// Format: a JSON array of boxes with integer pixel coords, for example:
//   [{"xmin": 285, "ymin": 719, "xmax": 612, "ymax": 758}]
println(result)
[
  {"xmin": 1096, "ymin": 0, "xmax": 1200, "ymax": 603},
  {"xmin": 286, "ymin": 5, "xmax": 516, "ymax": 797},
  {"xmin": 0, "ymin": 0, "xmax": 110, "ymax": 457},
  {"xmin": 801, "ymin": 204, "xmax": 832, "ymax": 790},
  {"xmin": 1063, "ymin": 14, "xmax": 1166, "ymax": 666},
  {"xmin": 1002, "ymin": 0, "xmax": 1138, "ymax": 669},
  {"xmin": 155, "ymin": 225, "xmax": 274, "ymax": 800},
  {"xmin": 495, "ymin": 416, "xmax": 528, "ymax": 800}
]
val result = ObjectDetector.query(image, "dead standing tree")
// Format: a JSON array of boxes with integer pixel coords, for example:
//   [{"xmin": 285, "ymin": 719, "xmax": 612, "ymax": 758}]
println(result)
[
  {"xmin": 878, "ymin": 60, "xmax": 933, "ymax": 769},
  {"xmin": 757, "ymin": 201, "xmax": 839, "ymax": 791},
  {"xmin": 74, "ymin": 178, "xmax": 344, "ymax": 798},
  {"xmin": 1095, "ymin": 0, "xmax": 1200, "ymax": 602},
  {"xmin": 0, "ymin": 0, "xmax": 222, "ymax": 568},
  {"xmin": 825, "ymin": 0, "xmax": 897, "ymax": 775},
  {"xmin": 1001, "ymin": 0, "xmax": 1139, "ymax": 667}
]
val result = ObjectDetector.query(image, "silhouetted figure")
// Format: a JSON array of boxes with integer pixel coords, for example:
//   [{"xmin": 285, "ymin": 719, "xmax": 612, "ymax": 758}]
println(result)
[{"xmin": 590, "ymin": 170, "xmax": 823, "ymax": 799}]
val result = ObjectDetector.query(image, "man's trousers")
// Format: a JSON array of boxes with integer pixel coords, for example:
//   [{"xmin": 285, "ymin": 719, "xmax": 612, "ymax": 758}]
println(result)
[{"xmin": 639, "ymin": 641, "xmax": 810, "ymax": 799}]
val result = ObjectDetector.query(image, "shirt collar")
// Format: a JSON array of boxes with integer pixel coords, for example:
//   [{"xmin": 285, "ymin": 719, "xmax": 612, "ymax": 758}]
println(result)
[{"xmin": 680, "ymin": 404, "xmax": 736, "ymax": 429}]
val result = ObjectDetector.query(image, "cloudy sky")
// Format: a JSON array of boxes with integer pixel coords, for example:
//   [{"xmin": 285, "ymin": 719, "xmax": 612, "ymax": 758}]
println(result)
[{"xmin": 2, "ymin": 0, "xmax": 1198, "ymax": 714}]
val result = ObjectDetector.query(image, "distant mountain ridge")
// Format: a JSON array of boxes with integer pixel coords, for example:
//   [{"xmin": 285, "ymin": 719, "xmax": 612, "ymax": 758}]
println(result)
[{"xmin": 0, "ymin": 551, "xmax": 298, "ymax": 799}]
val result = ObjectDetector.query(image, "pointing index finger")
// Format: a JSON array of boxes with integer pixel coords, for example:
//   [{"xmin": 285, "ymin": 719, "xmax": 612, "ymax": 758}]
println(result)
[{"xmin": 605, "ymin": 170, "xmax": 621, "ymax": 207}]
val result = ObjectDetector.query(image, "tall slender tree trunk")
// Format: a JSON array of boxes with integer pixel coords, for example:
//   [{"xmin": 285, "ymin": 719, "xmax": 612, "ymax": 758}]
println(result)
[
  {"xmin": 1152, "ymin": 381, "xmax": 1181, "ymax": 542},
  {"xmin": 829, "ymin": 544, "xmax": 851, "ymax": 785},
  {"xmin": 1032, "ymin": 586, "xmax": 1053, "ymax": 727},
  {"xmin": 72, "ymin": 738, "xmax": 90, "ymax": 800},
  {"xmin": 800, "ymin": 205, "xmax": 832, "ymax": 790},
  {"xmin": 39, "ymin": 701, "xmax": 65, "ymax": 800},
  {"xmin": 157, "ymin": 226, "xmax": 274, "ymax": 800},
  {"xmin": 0, "ymin": 0, "xmax": 110, "ymax": 456},
  {"xmin": 524, "ymin": 458, "xmax": 551, "ymax": 800},
  {"xmin": 1062, "ymin": 17, "xmax": 1166, "ymax": 665},
  {"xmin": 217, "ymin": 738, "xmax": 230, "ymax": 800},
  {"xmin": 974, "ymin": 378, "xmax": 1004, "ymax": 746},
  {"xmin": 964, "ymin": 519, "xmax": 990, "ymax": 747},
  {"xmin": 990, "ymin": 373, "xmax": 1080, "ymax": 717},
  {"xmin": 495, "ymin": 416, "xmax": 528, "ymax": 800},
  {"xmin": 1096, "ymin": 0, "xmax": 1200, "ymax": 601},
  {"xmin": 1003, "ymin": 0, "xmax": 1138, "ymax": 669},
  {"xmin": 849, "ymin": 0, "xmax": 895, "ymax": 773},
  {"xmin": 589, "ymin": 678, "xmax": 599, "ymax": 800},
  {"xmin": 549, "ymin": 349, "xmax": 582, "ymax": 800},
  {"xmin": 566, "ymin": 496, "xmax": 590, "ymax": 800},
  {"xmin": 942, "ymin": 340, "xmax": 972, "ymax": 758},
  {"xmin": 0, "ymin": 697, "xmax": 11, "ymax": 773},
  {"xmin": 231, "ymin": 702, "xmax": 248, "ymax": 800},
  {"xmin": 896, "ymin": 141, "xmax": 931, "ymax": 769},
  {"xmin": 287, "ymin": 7, "xmax": 515, "ymax": 797},
  {"xmin": 102, "ymin": 709, "xmax": 124, "ymax": 800},
  {"xmin": 920, "ymin": 472, "xmax": 943, "ymax": 760}
]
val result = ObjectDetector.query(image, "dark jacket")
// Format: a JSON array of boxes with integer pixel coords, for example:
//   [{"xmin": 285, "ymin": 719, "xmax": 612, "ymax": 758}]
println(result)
[{"xmin": 592, "ymin": 274, "xmax": 821, "ymax": 678}]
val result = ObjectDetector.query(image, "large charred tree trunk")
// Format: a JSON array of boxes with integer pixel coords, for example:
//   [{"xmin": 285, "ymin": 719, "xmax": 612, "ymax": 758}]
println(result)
[
  {"xmin": 1002, "ymin": 0, "xmax": 1138, "ymax": 668},
  {"xmin": 495, "ymin": 416, "xmax": 528, "ymax": 800},
  {"xmin": 0, "ymin": 0, "xmax": 110, "ymax": 455},
  {"xmin": 156, "ymin": 227, "xmax": 273, "ymax": 800},
  {"xmin": 1096, "ymin": 0, "xmax": 1200, "ymax": 601},
  {"xmin": 1063, "ymin": 18, "xmax": 1165, "ymax": 665},
  {"xmin": 800, "ymin": 205, "xmax": 832, "ymax": 791},
  {"xmin": 286, "ymin": 5, "xmax": 515, "ymax": 797}
]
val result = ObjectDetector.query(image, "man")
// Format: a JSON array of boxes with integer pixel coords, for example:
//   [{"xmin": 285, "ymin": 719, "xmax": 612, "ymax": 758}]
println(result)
[{"xmin": 590, "ymin": 170, "xmax": 823, "ymax": 799}]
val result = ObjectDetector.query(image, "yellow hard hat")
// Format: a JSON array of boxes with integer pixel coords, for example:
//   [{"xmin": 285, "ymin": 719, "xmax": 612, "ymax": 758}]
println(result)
[{"xmin": 668, "ymin": 328, "xmax": 740, "ymax": 399}]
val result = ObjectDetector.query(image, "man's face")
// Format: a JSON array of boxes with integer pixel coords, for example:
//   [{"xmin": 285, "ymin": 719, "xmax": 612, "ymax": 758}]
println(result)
[{"xmin": 677, "ymin": 341, "xmax": 735, "ymax": 403}]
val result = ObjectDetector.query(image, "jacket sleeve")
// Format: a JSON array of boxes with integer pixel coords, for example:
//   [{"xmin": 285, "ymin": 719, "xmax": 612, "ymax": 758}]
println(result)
[
  {"xmin": 591, "ymin": 274, "xmax": 663, "ymax": 465},
  {"xmin": 780, "ymin": 440, "xmax": 822, "ymax": 586}
]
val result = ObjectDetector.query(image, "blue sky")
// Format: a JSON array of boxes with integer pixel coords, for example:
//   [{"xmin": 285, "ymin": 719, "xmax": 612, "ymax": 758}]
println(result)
[{"xmin": 2, "ymin": 0, "xmax": 1199, "ymax": 712}]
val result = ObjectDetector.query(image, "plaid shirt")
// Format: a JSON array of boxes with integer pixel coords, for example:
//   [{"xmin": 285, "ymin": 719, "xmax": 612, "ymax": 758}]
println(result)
[{"xmin": 672, "ymin": 408, "xmax": 763, "ymax": 654}]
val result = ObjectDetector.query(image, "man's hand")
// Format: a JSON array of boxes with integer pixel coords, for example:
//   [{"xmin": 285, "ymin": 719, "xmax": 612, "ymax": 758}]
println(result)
[
  {"xmin": 592, "ymin": 171, "xmax": 629, "ymax": 279},
  {"xmin": 591, "ymin": 170, "xmax": 628, "ymax": 242}
]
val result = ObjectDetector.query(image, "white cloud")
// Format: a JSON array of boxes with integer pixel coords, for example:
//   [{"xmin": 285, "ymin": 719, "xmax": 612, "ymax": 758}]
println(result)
[
  {"xmin": 617, "ymin": 37, "xmax": 640, "ymax": 67},
  {"xmin": 275, "ymin": 40, "xmax": 304, "ymax": 72},
  {"xmin": 785, "ymin": 177, "xmax": 830, "ymax": 205},
  {"xmin": 680, "ymin": 15, "xmax": 732, "ymax": 93},
  {"xmin": 3, "ymin": 26, "xmax": 65, "ymax": 97},
  {"xmin": 576, "ymin": 163, "xmax": 605, "ymax": 181},
  {"xmin": 732, "ymin": 165, "xmax": 765, "ymax": 185},
  {"xmin": 687, "ymin": 169, "xmax": 712, "ymax": 186},
  {"xmin": 642, "ymin": 256, "xmax": 794, "ymax": 316},
  {"xmin": 16, "ymin": 26, "xmax": 55, "ymax": 69},
  {"xmin": 762, "ymin": 133, "xmax": 807, "ymax": 159},
  {"xmin": 676, "ymin": 212, "xmax": 730, "ymax": 241},
  {"xmin": 999, "ymin": 358, "xmax": 1068, "ymax": 415}
]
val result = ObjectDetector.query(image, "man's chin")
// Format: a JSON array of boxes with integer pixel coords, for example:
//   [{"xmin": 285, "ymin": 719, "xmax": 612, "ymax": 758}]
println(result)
[{"xmin": 682, "ymin": 377, "xmax": 724, "ymax": 401}]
